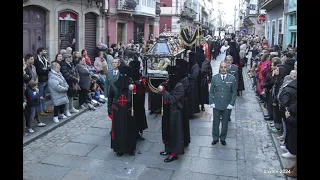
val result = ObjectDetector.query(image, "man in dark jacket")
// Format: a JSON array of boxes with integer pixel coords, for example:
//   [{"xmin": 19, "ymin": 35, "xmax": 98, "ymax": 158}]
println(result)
[{"xmin": 34, "ymin": 47, "xmax": 51, "ymax": 116}]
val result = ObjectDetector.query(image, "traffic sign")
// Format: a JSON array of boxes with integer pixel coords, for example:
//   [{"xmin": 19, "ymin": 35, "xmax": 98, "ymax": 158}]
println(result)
[{"xmin": 258, "ymin": 14, "xmax": 266, "ymax": 23}]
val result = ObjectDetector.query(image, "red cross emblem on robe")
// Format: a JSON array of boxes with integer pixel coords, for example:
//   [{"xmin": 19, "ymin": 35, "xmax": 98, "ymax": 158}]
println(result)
[
  {"xmin": 137, "ymin": 86, "xmax": 143, "ymax": 94},
  {"xmin": 163, "ymin": 99, "xmax": 168, "ymax": 105},
  {"xmin": 117, "ymin": 94, "xmax": 128, "ymax": 106}
]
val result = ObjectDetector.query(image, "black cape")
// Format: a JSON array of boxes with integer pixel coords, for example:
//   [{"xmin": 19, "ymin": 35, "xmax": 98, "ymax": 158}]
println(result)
[
  {"xmin": 188, "ymin": 63, "xmax": 200, "ymax": 116},
  {"xmin": 161, "ymin": 82, "xmax": 185, "ymax": 155},
  {"xmin": 180, "ymin": 77, "xmax": 190, "ymax": 146},
  {"xmin": 133, "ymin": 80, "xmax": 148, "ymax": 131}
]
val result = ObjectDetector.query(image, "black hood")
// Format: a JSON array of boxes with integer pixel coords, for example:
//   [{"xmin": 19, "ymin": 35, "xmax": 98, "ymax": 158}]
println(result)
[
  {"xmin": 189, "ymin": 51, "xmax": 198, "ymax": 66},
  {"xmin": 176, "ymin": 59, "xmax": 188, "ymax": 78},
  {"xmin": 167, "ymin": 65, "xmax": 180, "ymax": 91},
  {"xmin": 129, "ymin": 60, "xmax": 141, "ymax": 81},
  {"xmin": 114, "ymin": 65, "xmax": 131, "ymax": 91}
]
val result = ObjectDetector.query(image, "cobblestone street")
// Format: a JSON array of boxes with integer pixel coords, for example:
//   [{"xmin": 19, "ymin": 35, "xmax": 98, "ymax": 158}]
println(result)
[{"xmin": 23, "ymin": 59, "xmax": 286, "ymax": 180}]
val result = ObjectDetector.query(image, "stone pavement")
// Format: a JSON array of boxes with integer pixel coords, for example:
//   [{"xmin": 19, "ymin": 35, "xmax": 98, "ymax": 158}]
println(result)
[{"xmin": 23, "ymin": 59, "xmax": 286, "ymax": 180}]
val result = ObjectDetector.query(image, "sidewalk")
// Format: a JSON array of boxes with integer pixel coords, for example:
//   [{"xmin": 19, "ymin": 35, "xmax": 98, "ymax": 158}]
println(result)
[
  {"xmin": 23, "ymin": 98, "xmax": 87, "ymax": 146},
  {"xmin": 242, "ymin": 65, "xmax": 296, "ymax": 180}
]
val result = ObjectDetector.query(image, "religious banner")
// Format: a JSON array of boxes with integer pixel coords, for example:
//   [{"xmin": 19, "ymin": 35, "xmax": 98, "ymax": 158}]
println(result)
[{"xmin": 179, "ymin": 26, "xmax": 202, "ymax": 46}]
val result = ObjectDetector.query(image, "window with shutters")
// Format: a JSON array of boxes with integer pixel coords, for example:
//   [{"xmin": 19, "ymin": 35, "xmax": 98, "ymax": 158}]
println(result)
[{"xmin": 290, "ymin": 13, "xmax": 296, "ymax": 26}]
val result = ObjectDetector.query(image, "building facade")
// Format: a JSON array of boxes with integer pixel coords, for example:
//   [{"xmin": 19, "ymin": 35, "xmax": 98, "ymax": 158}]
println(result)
[
  {"xmin": 107, "ymin": 0, "xmax": 158, "ymax": 45},
  {"xmin": 260, "ymin": 0, "xmax": 284, "ymax": 48},
  {"xmin": 159, "ymin": 0, "xmax": 214, "ymax": 36},
  {"xmin": 240, "ymin": 0, "xmax": 264, "ymax": 37},
  {"xmin": 23, "ymin": 0, "xmax": 106, "ymax": 61},
  {"xmin": 285, "ymin": 0, "xmax": 297, "ymax": 47}
]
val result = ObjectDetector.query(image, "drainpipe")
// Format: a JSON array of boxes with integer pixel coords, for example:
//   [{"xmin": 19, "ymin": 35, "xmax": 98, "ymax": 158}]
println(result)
[
  {"xmin": 282, "ymin": 0, "xmax": 287, "ymax": 50},
  {"xmin": 106, "ymin": 0, "xmax": 110, "ymax": 47}
]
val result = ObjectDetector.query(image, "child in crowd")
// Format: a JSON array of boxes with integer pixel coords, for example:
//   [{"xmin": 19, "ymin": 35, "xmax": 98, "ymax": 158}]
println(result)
[{"xmin": 25, "ymin": 80, "xmax": 46, "ymax": 133}]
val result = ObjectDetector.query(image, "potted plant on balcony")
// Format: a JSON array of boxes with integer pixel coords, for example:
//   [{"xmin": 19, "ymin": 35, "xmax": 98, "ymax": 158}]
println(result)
[{"xmin": 125, "ymin": 0, "xmax": 137, "ymax": 9}]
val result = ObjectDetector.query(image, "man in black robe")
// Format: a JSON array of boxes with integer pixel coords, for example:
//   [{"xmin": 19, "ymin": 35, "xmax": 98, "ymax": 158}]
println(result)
[
  {"xmin": 107, "ymin": 65, "xmax": 136, "ymax": 157},
  {"xmin": 159, "ymin": 65, "xmax": 185, "ymax": 162},
  {"xmin": 188, "ymin": 52, "xmax": 200, "ymax": 118},
  {"xmin": 198, "ymin": 55, "xmax": 212, "ymax": 111},
  {"xmin": 176, "ymin": 59, "xmax": 190, "ymax": 147},
  {"xmin": 129, "ymin": 60, "xmax": 148, "ymax": 140}
]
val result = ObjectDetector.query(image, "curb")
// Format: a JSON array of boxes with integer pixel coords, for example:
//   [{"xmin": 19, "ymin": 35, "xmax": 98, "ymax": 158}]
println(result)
[
  {"xmin": 23, "ymin": 109, "xmax": 88, "ymax": 147},
  {"xmin": 257, "ymin": 101, "xmax": 291, "ymax": 180}
]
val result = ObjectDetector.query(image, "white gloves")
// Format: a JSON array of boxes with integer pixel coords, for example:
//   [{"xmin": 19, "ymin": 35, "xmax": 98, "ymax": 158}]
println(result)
[
  {"xmin": 227, "ymin": 104, "xmax": 234, "ymax": 109},
  {"xmin": 210, "ymin": 104, "xmax": 215, "ymax": 108}
]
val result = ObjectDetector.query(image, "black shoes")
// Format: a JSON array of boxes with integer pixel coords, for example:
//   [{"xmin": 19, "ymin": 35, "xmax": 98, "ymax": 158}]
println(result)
[
  {"xmin": 117, "ymin": 152, "xmax": 123, "ymax": 157},
  {"xmin": 160, "ymin": 151, "xmax": 171, "ymax": 155},
  {"xmin": 130, "ymin": 152, "xmax": 135, "ymax": 156},
  {"xmin": 201, "ymin": 106, "xmax": 205, "ymax": 111},
  {"xmin": 164, "ymin": 155, "xmax": 178, "ymax": 162},
  {"xmin": 220, "ymin": 140, "xmax": 227, "ymax": 145},
  {"xmin": 211, "ymin": 140, "xmax": 219, "ymax": 145}
]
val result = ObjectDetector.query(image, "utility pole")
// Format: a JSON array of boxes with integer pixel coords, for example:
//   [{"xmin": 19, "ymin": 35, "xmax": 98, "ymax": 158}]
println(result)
[{"xmin": 234, "ymin": 5, "xmax": 237, "ymax": 33}]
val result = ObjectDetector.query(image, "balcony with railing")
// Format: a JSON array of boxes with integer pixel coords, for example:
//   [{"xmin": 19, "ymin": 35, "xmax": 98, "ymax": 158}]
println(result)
[
  {"xmin": 180, "ymin": 7, "xmax": 197, "ymax": 20},
  {"xmin": 259, "ymin": 0, "xmax": 283, "ymax": 10},
  {"xmin": 117, "ymin": 0, "xmax": 137, "ymax": 13},
  {"xmin": 134, "ymin": 0, "xmax": 156, "ymax": 17}
]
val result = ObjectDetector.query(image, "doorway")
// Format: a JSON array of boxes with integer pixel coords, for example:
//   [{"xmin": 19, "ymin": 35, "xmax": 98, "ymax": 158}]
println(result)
[
  {"xmin": 117, "ymin": 23, "xmax": 125, "ymax": 45},
  {"xmin": 23, "ymin": 5, "xmax": 46, "ymax": 57}
]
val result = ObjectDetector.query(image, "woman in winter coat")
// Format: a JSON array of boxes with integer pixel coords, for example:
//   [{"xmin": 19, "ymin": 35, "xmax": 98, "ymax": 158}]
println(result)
[
  {"xmin": 256, "ymin": 53, "xmax": 271, "ymax": 101},
  {"xmin": 76, "ymin": 57, "xmax": 95, "ymax": 110},
  {"xmin": 60, "ymin": 53, "xmax": 80, "ymax": 116},
  {"xmin": 278, "ymin": 79, "xmax": 297, "ymax": 177},
  {"xmin": 47, "ymin": 62, "xmax": 69, "ymax": 123}
]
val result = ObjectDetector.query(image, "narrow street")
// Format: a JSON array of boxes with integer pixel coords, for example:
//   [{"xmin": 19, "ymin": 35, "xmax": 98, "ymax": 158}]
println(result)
[{"xmin": 23, "ymin": 60, "xmax": 285, "ymax": 180}]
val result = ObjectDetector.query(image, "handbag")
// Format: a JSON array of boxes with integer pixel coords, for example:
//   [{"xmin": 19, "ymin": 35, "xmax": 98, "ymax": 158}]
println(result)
[{"xmin": 71, "ymin": 82, "xmax": 81, "ymax": 91}]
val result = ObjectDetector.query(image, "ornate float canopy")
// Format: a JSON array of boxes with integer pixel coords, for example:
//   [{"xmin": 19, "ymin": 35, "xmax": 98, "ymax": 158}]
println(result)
[{"xmin": 145, "ymin": 37, "xmax": 185, "ymax": 58}]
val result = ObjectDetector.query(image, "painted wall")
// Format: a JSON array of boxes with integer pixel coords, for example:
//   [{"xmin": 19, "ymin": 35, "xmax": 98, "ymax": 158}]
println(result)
[
  {"xmin": 285, "ymin": 0, "xmax": 297, "ymax": 47},
  {"xmin": 161, "ymin": 0, "xmax": 173, "ymax": 7},
  {"xmin": 159, "ymin": 16, "xmax": 172, "ymax": 33},
  {"xmin": 265, "ymin": 4, "xmax": 284, "ymax": 46},
  {"xmin": 127, "ymin": 22, "xmax": 134, "ymax": 44},
  {"xmin": 109, "ymin": 19, "xmax": 117, "ymax": 45}
]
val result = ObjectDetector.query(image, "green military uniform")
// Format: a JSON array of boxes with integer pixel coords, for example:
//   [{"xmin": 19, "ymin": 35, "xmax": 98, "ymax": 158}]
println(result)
[
  {"xmin": 226, "ymin": 64, "xmax": 238, "ymax": 121},
  {"xmin": 227, "ymin": 64, "xmax": 238, "ymax": 90},
  {"xmin": 209, "ymin": 73, "xmax": 237, "ymax": 141}
]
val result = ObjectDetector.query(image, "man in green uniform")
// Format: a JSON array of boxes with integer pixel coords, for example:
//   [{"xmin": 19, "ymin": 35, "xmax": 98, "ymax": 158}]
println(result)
[
  {"xmin": 225, "ymin": 55, "xmax": 238, "ymax": 121},
  {"xmin": 209, "ymin": 62, "xmax": 237, "ymax": 145}
]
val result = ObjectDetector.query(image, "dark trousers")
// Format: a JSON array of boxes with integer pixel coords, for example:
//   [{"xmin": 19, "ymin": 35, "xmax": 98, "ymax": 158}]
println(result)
[
  {"xmin": 54, "ymin": 104, "xmax": 65, "ymax": 117},
  {"xmin": 79, "ymin": 89, "xmax": 89, "ymax": 106},
  {"xmin": 266, "ymin": 92, "xmax": 273, "ymax": 118},
  {"xmin": 25, "ymin": 106, "xmax": 40, "ymax": 128},
  {"xmin": 272, "ymin": 104, "xmax": 282, "ymax": 130},
  {"xmin": 212, "ymin": 109, "xmax": 231, "ymax": 141}
]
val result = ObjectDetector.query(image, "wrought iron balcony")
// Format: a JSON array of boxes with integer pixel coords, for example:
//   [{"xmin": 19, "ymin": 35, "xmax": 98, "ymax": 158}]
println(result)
[
  {"xmin": 180, "ymin": 7, "xmax": 196, "ymax": 20},
  {"xmin": 117, "ymin": 0, "xmax": 137, "ymax": 13},
  {"xmin": 156, "ymin": 2, "xmax": 161, "ymax": 15}
]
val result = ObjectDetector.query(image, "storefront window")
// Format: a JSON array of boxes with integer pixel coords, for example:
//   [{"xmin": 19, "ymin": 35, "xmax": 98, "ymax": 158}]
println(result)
[{"xmin": 59, "ymin": 11, "xmax": 77, "ymax": 51}]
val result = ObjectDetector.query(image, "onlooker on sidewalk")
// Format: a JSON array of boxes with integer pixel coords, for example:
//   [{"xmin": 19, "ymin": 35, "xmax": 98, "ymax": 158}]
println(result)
[
  {"xmin": 34, "ymin": 47, "xmax": 52, "ymax": 116},
  {"xmin": 52, "ymin": 53, "xmax": 63, "ymax": 64},
  {"xmin": 48, "ymin": 62, "xmax": 69, "ymax": 123},
  {"xmin": 76, "ymin": 58, "xmax": 96, "ymax": 110},
  {"xmin": 24, "ymin": 54, "xmax": 38, "ymax": 84},
  {"xmin": 82, "ymin": 49, "xmax": 92, "ymax": 66},
  {"xmin": 25, "ymin": 80, "xmax": 46, "ymax": 133},
  {"xmin": 270, "ymin": 66, "xmax": 286, "ymax": 133},
  {"xmin": 278, "ymin": 79, "xmax": 297, "ymax": 177},
  {"xmin": 60, "ymin": 53, "xmax": 80, "ymax": 117},
  {"xmin": 263, "ymin": 57, "xmax": 281, "ymax": 121}
]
